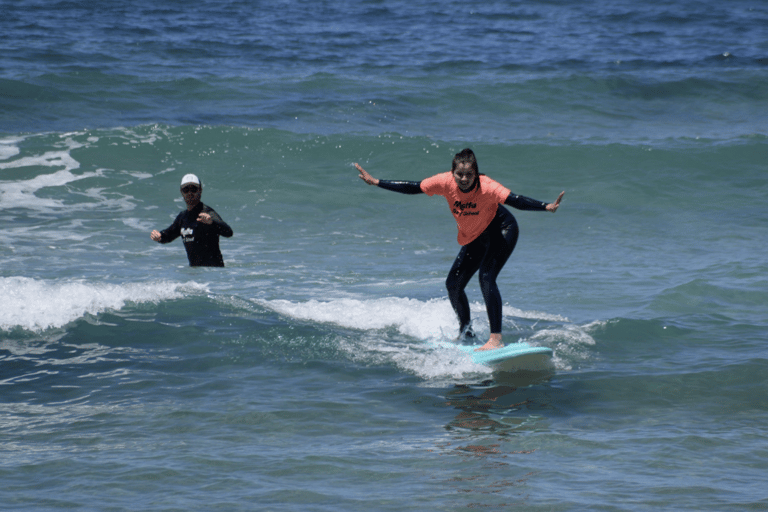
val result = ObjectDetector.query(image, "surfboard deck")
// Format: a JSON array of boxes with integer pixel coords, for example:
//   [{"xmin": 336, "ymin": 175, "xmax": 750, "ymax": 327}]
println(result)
[{"xmin": 433, "ymin": 341, "xmax": 554, "ymax": 372}]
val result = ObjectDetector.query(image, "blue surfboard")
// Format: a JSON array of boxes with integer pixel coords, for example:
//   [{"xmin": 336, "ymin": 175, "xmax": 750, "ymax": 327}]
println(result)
[{"xmin": 434, "ymin": 341, "xmax": 553, "ymax": 372}]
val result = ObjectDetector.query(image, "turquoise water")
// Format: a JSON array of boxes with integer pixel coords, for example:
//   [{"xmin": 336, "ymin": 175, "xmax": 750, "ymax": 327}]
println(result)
[{"xmin": 2, "ymin": 1, "xmax": 768, "ymax": 510}]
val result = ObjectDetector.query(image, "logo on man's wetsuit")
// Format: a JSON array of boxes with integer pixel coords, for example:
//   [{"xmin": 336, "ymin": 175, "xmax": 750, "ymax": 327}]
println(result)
[
  {"xmin": 181, "ymin": 227, "xmax": 194, "ymax": 242},
  {"xmin": 453, "ymin": 200, "xmax": 479, "ymax": 217}
]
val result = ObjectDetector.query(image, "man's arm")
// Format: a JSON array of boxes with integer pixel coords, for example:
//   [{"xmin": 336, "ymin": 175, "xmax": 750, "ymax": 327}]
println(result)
[{"xmin": 150, "ymin": 213, "xmax": 183, "ymax": 243}]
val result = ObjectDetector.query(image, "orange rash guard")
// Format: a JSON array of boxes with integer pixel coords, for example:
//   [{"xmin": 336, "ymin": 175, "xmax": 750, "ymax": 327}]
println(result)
[{"xmin": 420, "ymin": 172, "xmax": 511, "ymax": 245}]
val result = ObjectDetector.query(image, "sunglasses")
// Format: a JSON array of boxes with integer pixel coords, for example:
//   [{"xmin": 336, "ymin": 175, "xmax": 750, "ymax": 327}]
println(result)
[{"xmin": 181, "ymin": 186, "xmax": 200, "ymax": 193}]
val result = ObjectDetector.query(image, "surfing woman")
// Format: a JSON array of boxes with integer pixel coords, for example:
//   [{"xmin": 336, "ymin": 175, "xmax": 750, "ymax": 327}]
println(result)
[{"xmin": 354, "ymin": 149, "xmax": 564, "ymax": 351}]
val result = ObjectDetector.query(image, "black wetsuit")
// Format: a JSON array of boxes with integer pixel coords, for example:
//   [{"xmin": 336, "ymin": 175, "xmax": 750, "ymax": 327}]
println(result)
[
  {"xmin": 158, "ymin": 202, "xmax": 233, "ymax": 267},
  {"xmin": 378, "ymin": 179, "xmax": 547, "ymax": 334}
]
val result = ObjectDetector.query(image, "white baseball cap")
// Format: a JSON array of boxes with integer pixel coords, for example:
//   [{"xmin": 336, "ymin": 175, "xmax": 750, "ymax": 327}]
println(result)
[{"xmin": 180, "ymin": 174, "xmax": 201, "ymax": 187}]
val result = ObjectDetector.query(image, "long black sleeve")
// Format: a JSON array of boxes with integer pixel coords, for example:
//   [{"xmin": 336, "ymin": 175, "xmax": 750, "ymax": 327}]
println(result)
[
  {"xmin": 504, "ymin": 192, "xmax": 548, "ymax": 211},
  {"xmin": 159, "ymin": 212, "xmax": 183, "ymax": 243},
  {"xmin": 206, "ymin": 207, "xmax": 233, "ymax": 238},
  {"xmin": 377, "ymin": 180, "xmax": 424, "ymax": 195}
]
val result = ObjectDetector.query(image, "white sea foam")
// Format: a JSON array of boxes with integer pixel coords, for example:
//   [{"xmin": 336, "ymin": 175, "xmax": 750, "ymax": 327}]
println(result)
[
  {"xmin": 0, "ymin": 142, "xmax": 103, "ymax": 211},
  {"xmin": 2, "ymin": 277, "xmax": 208, "ymax": 332},
  {"xmin": 259, "ymin": 296, "xmax": 590, "ymax": 380},
  {"xmin": 0, "ymin": 138, "xmax": 21, "ymax": 160},
  {"xmin": 0, "ymin": 134, "xmax": 140, "ymax": 215},
  {"xmin": 0, "ymin": 147, "xmax": 80, "ymax": 172},
  {"xmin": 261, "ymin": 296, "xmax": 458, "ymax": 340},
  {"xmin": 122, "ymin": 217, "xmax": 154, "ymax": 231},
  {"xmin": 261, "ymin": 296, "xmax": 569, "ymax": 340},
  {"xmin": 0, "ymin": 167, "xmax": 104, "ymax": 211},
  {"xmin": 259, "ymin": 296, "xmax": 487, "ymax": 380}
]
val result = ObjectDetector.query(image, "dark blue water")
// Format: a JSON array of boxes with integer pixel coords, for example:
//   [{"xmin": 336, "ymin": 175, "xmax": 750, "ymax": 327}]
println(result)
[{"xmin": 2, "ymin": 1, "xmax": 768, "ymax": 510}]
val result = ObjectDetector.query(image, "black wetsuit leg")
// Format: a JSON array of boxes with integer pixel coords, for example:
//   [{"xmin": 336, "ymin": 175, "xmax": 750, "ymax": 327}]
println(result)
[{"xmin": 445, "ymin": 206, "xmax": 519, "ymax": 334}]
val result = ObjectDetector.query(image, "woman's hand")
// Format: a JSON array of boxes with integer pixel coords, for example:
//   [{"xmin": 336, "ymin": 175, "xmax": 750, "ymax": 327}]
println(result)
[
  {"xmin": 355, "ymin": 163, "xmax": 379, "ymax": 186},
  {"xmin": 546, "ymin": 191, "xmax": 565, "ymax": 212}
]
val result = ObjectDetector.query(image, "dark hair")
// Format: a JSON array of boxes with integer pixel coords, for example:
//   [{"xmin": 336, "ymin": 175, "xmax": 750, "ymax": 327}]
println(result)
[{"xmin": 451, "ymin": 148, "xmax": 479, "ymax": 175}]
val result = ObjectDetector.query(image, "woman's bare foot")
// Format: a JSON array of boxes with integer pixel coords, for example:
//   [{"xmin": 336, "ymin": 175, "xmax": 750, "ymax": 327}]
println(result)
[{"xmin": 475, "ymin": 333, "xmax": 503, "ymax": 351}]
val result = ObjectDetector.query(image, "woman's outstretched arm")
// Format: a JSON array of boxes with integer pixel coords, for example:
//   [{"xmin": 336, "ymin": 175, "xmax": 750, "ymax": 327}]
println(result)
[{"xmin": 354, "ymin": 163, "xmax": 423, "ymax": 194}]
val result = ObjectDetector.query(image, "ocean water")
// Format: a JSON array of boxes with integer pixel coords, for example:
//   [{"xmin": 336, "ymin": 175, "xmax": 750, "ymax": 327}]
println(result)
[{"xmin": 2, "ymin": 0, "xmax": 768, "ymax": 510}]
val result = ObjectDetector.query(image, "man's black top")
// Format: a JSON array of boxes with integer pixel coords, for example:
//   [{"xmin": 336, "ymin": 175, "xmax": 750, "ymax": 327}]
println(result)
[{"xmin": 158, "ymin": 202, "xmax": 233, "ymax": 267}]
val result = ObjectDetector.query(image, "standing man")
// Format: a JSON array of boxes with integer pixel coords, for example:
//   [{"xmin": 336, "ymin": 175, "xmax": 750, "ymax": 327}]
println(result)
[{"xmin": 150, "ymin": 174, "xmax": 233, "ymax": 267}]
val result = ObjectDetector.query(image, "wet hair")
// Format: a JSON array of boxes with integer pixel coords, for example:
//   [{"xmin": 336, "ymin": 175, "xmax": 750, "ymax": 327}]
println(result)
[{"xmin": 451, "ymin": 148, "xmax": 479, "ymax": 175}]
